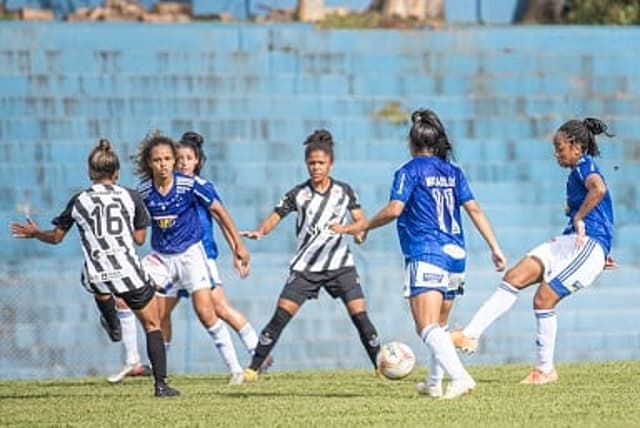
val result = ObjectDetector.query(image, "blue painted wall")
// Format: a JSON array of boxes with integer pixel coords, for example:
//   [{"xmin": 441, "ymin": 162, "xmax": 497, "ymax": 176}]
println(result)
[{"xmin": 0, "ymin": 23, "xmax": 639, "ymax": 379}]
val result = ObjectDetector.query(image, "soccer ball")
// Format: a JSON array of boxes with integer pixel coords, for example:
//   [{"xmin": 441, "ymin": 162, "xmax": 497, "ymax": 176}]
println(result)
[{"xmin": 376, "ymin": 341, "xmax": 416, "ymax": 380}]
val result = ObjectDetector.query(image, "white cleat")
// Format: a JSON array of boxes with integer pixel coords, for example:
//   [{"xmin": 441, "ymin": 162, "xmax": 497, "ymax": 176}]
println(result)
[
  {"xmin": 416, "ymin": 381, "xmax": 443, "ymax": 398},
  {"xmin": 228, "ymin": 372, "xmax": 245, "ymax": 386},
  {"xmin": 107, "ymin": 363, "xmax": 138, "ymax": 384},
  {"xmin": 442, "ymin": 375, "xmax": 476, "ymax": 399}
]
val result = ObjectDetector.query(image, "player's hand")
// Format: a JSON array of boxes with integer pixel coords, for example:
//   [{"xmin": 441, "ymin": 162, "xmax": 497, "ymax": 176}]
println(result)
[
  {"xmin": 328, "ymin": 223, "xmax": 348, "ymax": 234},
  {"xmin": 233, "ymin": 244, "xmax": 250, "ymax": 278},
  {"xmin": 604, "ymin": 255, "xmax": 617, "ymax": 270},
  {"xmin": 574, "ymin": 219, "xmax": 586, "ymax": 249},
  {"xmin": 354, "ymin": 231, "xmax": 367, "ymax": 245},
  {"xmin": 491, "ymin": 248, "xmax": 507, "ymax": 272},
  {"xmin": 10, "ymin": 217, "xmax": 39, "ymax": 238},
  {"xmin": 240, "ymin": 230, "xmax": 263, "ymax": 240}
]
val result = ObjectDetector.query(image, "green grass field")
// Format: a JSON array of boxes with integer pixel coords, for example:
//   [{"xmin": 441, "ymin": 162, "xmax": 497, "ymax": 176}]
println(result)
[{"xmin": 1, "ymin": 361, "xmax": 640, "ymax": 428}]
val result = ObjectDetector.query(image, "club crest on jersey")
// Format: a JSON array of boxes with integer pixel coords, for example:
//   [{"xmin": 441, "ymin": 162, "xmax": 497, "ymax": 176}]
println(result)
[{"xmin": 154, "ymin": 215, "xmax": 177, "ymax": 229}]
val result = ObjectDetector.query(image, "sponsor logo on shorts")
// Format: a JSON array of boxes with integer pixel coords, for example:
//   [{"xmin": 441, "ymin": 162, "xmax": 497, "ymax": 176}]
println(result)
[{"xmin": 422, "ymin": 273, "xmax": 444, "ymax": 283}]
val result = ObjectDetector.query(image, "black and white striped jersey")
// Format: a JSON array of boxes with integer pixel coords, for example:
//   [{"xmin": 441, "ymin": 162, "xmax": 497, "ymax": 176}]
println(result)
[
  {"xmin": 53, "ymin": 183, "xmax": 150, "ymax": 294},
  {"xmin": 275, "ymin": 178, "xmax": 361, "ymax": 273}
]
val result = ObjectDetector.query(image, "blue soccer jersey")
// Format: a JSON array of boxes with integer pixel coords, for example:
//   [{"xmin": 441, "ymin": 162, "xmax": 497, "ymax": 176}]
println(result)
[
  {"xmin": 138, "ymin": 173, "xmax": 218, "ymax": 254},
  {"xmin": 562, "ymin": 155, "xmax": 614, "ymax": 254},
  {"xmin": 196, "ymin": 179, "xmax": 221, "ymax": 260},
  {"xmin": 390, "ymin": 156, "xmax": 474, "ymax": 272}
]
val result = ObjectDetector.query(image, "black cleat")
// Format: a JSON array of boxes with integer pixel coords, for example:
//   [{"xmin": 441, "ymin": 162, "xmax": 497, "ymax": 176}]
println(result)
[
  {"xmin": 99, "ymin": 315, "xmax": 122, "ymax": 342},
  {"xmin": 154, "ymin": 382, "xmax": 180, "ymax": 398}
]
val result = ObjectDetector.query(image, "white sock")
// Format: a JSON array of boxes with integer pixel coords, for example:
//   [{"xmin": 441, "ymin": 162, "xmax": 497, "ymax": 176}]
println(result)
[
  {"xmin": 207, "ymin": 319, "xmax": 242, "ymax": 374},
  {"xmin": 428, "ymin": 324, "xmax": 447, "ymax": 386},
  {"xmin": 534, "ymin": 309, "xmax": 557, "ymax": 373},
  {"xmin": 118, "ymin": 309, "xmax": 140, "ymax": 365},
  {"xmin": 237, "ymin": 323, "xmax": 259, "ymax": 355},
  {"xmin": 421, "ymin": 324, "xmax": 468, "ymax": 381},
  {"xmin": 464, "ymin": 281, "xmax": 519, "ymax": 338}
]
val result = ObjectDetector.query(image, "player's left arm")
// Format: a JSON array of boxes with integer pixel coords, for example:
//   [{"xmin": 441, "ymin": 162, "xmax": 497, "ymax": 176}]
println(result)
[
  {"xmin": 463, "ymin": 200, "xmax": 506, "ymax": 272},
  {"xmin": 329, "ymin": 207, "xmax": 368, "ymax": 243},
  {"xmin": 210, "ymin": 200, "xmax": 250, "ymax": 278},
  {"xmin": 10, "ymin": 218, "xmax": 67, "ymax": 244}
]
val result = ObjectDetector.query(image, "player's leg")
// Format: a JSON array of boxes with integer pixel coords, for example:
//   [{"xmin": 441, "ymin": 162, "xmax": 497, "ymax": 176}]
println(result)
[
  {"xmin": 411, "ymin": 290, "xmax": 474, "ymax": 399},
  {"xmin": 453, "ymin": 254, "xmax": 544, "ymax": 353},
  {"xmin": 157, "ymin": 293, "xmax": 180, "ymax": 352},
  {"xmin": 418, "ymin": 297, "xmax": 455, "ymax": 397},
  {"xmin": 522, "ymin": 237, "xmax": 604, "ymax": 384},
  {"xmin": 107, "ymin": 298, "xmax": 151, "ymax": 383},
  {"xmin": 122, "ymin": 285, "xmax": 179, "ymax": 397},
  {"xmin": 94, "ymin": 292, "xmax": 121, "ymax": 342},
  {"xmin": 207, "ymin": 260, "xmax": 260, "ymax": 357},
  {"xmin": 245, "ymin": 297, "xmax": 299, "ymax": 378}
]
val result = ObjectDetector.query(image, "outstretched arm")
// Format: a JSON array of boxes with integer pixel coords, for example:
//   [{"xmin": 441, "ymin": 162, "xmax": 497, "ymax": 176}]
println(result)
[
  {"xmin": 10, "ymin": 217, "xmax": 67, "ymax": 245},
  {"xmin": 240, "ymin": 212, "xmax": 282, "ymax": 241},
  {"xmin": 463, "ymin": 200, "xmax": 506, "ymax": 271},
  {"xmin": 209, "ymin": 200, "xmax": 250, "ymax": 278},
  {"xmin": 365, "ymin": 200, "xmax": 405, "ymax": 232}
]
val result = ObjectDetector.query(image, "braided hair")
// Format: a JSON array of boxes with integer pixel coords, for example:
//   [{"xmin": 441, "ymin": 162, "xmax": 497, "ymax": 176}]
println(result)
[
  {"xmin": 557, "ymin": 117, "xmax": 614, "ymax": 157},
  {"xmin": 409, "ymin": 109, "xmax": 454, "ymax": 161}
]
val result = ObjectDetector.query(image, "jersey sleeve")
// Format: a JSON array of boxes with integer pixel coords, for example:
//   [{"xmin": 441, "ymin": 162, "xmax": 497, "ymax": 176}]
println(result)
[
  {"xmin": 193, "ymin": 176, "xmax": 219, "ymax": 208},
  {"xmin": 274, "ymin": 187, "xmax": 297, "ymax": 218},
  {"xmin": 389, "ymin": 165, "xmax": 416, "ymax": 203},
  {"xmin": 127, "ymin": 188, "xmax": 150, "ymax": 230},
  {"xmin": 343, "ymin": 183, "xmax": 362, "ymax": 210},
  {"xmin": 576, "ymin": 156, "xmax": 601, "ymax": 183},
  {"xmin": 51, "ymin": 193, "xmax": 80, "ymax": 232},
  {"xmin": 456, "ymin": 167, "xmax": 475, "ymax": 204}
]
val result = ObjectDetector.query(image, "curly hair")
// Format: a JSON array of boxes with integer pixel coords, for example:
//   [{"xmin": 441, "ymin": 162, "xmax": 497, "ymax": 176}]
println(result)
[{"xmin": 131, "ymin": 131, "xmax": 177, "ymax": 180}]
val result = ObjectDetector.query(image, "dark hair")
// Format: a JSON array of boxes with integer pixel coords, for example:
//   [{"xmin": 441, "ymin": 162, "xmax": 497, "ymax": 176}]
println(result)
[
  {"xmin": 557, "ymin": 117, "xmax": 614, "ymax": 157},
  {"xmin": 178, "ymin": 131, "xmax": 206, "ymax": 175},
  {"xmin": 409, "ymin": 109, "xmax": 453, "ymax": 161},
  {"xmin": 88, "ymin": 138, "xmax": 120, "ymax": 180},
  {"xmin": 303, "ymin": 129, "xmax": 334, "ymax": 161},
  {"xmin": 132, "ymin": 131, "xmax": 177, "ymax": 180}
]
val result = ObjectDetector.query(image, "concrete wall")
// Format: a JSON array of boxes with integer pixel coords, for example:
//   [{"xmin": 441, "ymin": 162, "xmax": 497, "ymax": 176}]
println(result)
[{"xmin": 1, "ymin": 22, "xmax": 639, "ymax": 379}]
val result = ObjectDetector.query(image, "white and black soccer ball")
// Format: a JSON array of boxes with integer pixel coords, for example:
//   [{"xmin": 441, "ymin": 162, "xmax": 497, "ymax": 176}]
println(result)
[{"xmin": 376, "ymin": 341, "xmax": 416, "ymax": 380}]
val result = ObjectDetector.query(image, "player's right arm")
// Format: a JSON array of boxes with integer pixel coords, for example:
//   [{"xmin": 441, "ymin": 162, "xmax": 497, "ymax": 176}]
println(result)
[
  {"xmin": 10, "ymin": 218, "xmax": 67, "ymax": 244},
  {"xmin": 240, "ymin": 212, "xmax": 281, "ymax": 240}
]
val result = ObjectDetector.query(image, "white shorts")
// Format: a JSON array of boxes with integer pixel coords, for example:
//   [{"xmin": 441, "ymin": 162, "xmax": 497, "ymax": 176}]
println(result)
[
  {"xmin": 528, "ymin": 234, "xmax": 605, "ymax": 298},
  {"xmin": 142, "ymin": 241, "xmax": 213, "ymax": 297},
  {"xmin": 404, "ymin": 261, "xmax": 465, "ymax": 299}
]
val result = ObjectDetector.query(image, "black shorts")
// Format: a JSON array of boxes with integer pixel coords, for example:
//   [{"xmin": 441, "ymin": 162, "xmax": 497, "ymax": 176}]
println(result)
[
  {"xmin": 115, "ymin": 283, "xmax": 155, "ymax": 311},
  {"xmin": 280, "ymin": 266, "xmax": 365, "ymax": 306}
]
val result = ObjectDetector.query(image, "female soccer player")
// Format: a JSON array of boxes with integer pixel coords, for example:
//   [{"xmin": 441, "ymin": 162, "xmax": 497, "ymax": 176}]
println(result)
[
  {"xmin": 10, "ymin": 139, "xmax": 179, "ymax": 397},
  {"xmin": 240, "ymin": 129, "xmax": 381, "ymax": 382},
  {"xmin": 451, "ymin": 117, "xmax": 615, "ymax": 385},
  {"xmin": 347, "ymin": 109, "xmax": 506, "ymax": 399},
  {"xmin": 159, "ymin": 132, "xmax": 267, "ymax": 368},
  {"xmin": 133, "ymin": 132, "xmax": 250, "ymax": 385}
]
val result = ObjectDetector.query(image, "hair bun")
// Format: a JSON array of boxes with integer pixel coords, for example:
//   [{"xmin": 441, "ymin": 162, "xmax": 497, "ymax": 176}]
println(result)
[
  {"xmin": 98, "ymin": 138, "xmax": 111, "ymax": 150},
  {"xmin": 304, "ymin": 129, "xmax": 333, "ymax": 146},
  {"xmin": 583, "ymin": 118, "xmax": 614, "ymax": 137},
  {"xmin": 180, "ymin": 131, "xmax": 204, "ymax": 147}
]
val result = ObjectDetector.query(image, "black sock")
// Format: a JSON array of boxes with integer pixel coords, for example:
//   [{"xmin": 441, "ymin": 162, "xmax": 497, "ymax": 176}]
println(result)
[
  {"xmin": 350, "ymin": 311, "xmax": 380, "ymax": 368},
  {"xmin": 146, "ymin": 330, "xmax": 167, "ymax": 384},
  {"xmin": 95, "ymin": 296, "xmax": 118, "ymax": 329},
  {"xmin": 250, "ymin": 307, "xmax": 293, "ymax": 371}
]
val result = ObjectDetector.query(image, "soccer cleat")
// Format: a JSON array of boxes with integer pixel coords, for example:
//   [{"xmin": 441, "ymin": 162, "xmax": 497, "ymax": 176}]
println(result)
[
  {"xmin": 416, "ymin": 381, "xmax": 443, "ymax": 398},
  {"xmin": 99, "ymin": 316, "xmax": 122, "ymax": 342},
  {"xmin": 130, "ymin": 363, "xmax": 153, "ymax": 377},
  {"xmin": 258, "ymin": 355, "xmax": 274, "ymax": 374},
  {"xmin": 374, "ymin": 368, "xmax": 384, "ymax": 379},
  {"xmin": 442, "ymin": 375, "xmax": 476, "ymax": 399},
  {"xmin": 242, "ymin": 368, "xmax": 259, "ymax": 383},
  {"xmin": 154, "ymin": 382, "xmax": 180, "ymax": 397},
  {"xmin": 520, "ymin": 368, "xmax": 558, "ymax": 385},
  {"xmin": 450, "ymin": 330, "xmax": 479, "ymax": 355},
  {"xmin": 228, "ymin": 372, "xmax": 245, "ymax": 385}
]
